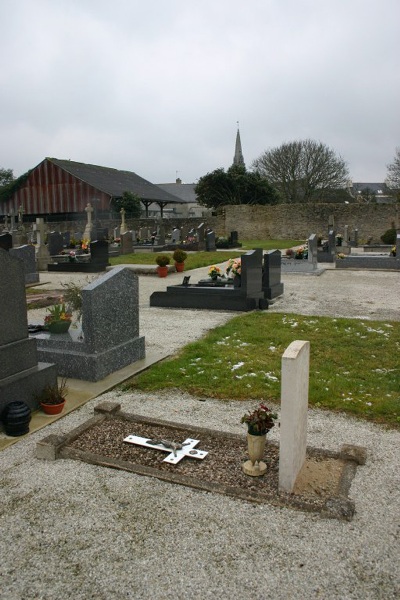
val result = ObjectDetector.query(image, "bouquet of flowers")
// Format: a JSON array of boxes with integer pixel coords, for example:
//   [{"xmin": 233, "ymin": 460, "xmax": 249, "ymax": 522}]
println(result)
[
  {"xmin": 208, "ymin": 265, "xmax": 222, "ymax": 279},
  {"xmin": 241, "ymin": 403, "xmax": 278, "ymax": 435},
  {"xmin": 225, "ymin": 258, "xmax": 241, "ymax": 277}
]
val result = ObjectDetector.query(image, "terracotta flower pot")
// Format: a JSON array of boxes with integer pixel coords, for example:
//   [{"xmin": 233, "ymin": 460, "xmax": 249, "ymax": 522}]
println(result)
[
  {"xmin": 40, "ymin": 400, "xmax": 66, "ymax": 415},
  {"xmin": 157, "ymin": 266, "xmax": 169, "ymax": 277},
  {"xmin": 175, "ymin": 262, "xmax": 185, "ymax": 272}
]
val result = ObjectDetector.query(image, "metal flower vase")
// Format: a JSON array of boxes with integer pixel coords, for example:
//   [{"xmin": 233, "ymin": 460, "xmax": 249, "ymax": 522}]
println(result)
[{"xmin": 242, "ymin": 432, "xmax": 267, "ymax": 476}]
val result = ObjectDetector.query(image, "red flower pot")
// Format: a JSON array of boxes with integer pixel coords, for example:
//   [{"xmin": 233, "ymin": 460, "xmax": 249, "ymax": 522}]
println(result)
[
  {"xmin": 157, "ymin": 266, "xmax": 169, "ymax": 277},
  {"xmin": 40, "ymin": 400, "xmax": 66, "ymax": 415},
  {"xmin": 175, "ymin": 262, "xmax": 185, "ymax": 272}
]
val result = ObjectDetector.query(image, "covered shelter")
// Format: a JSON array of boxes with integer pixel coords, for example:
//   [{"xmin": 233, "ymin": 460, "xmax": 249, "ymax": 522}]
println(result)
[{"xmin": 1, "ymin": 158, "xmax": 183, "ymax": 220}]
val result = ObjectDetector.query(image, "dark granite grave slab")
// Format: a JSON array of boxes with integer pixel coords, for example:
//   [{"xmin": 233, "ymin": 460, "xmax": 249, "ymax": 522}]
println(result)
[
  {"xmin": 150, "ymin": 249, "xmax": 268, "ymax": 311},
  {"xmin": 0, "ymin": 232, "xmax": 12, "ymax": 251}
]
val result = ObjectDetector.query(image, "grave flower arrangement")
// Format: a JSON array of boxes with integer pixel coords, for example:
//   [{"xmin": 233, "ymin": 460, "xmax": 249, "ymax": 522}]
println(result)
[
  {"xmin": 295, "ymin": 245, "xmax": 308, "ymax": 259},
  {"xmin": 44, "ymin": 300, "xmax": 72, "ymax": 333},
  {"xmin": 80, "ymin": 239, "xmax": 90, "ymax": 252},
  {"xmin": 208, "ymin": 265, "xmax": 222, "ymax": 279},
  {"xmin": 225, "ymin": 258, "xmax": 241, "ymax": 277},
  {"xmin": 68, "ymin": 250, "xmax": 78, "ymax": 262},
  {"xmin": 34, "ymin": 378, "xmax": 68, "ymax": 414},
  {"xmin": 241, "ymin": 403, "xmax": 278, "ymax": 436},
  {"xmin": 391, "ymin": 246, "xmax": 396, "ymax": 257},
  {"xmin": 337, "ymin": 253, "xmax": 346, "ymax": 259}
]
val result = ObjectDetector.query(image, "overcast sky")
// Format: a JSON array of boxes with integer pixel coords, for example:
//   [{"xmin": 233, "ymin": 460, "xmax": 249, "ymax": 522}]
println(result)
[{"xmin": 1, "ymin": 0, "xmax": 399, "ymax": 185}]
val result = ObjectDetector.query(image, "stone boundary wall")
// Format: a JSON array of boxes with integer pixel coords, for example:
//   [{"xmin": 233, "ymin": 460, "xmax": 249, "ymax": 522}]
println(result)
[{"xmin": 222, "ymin": 204, "xmax": 399, "ymax": 241}]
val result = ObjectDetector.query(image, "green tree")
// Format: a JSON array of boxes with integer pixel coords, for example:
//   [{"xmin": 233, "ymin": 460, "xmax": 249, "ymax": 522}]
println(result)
[
  {"xmin": 252, "ymin": 139, "xmax": 349, "ymax": 203},
  {"xmin": 110, "ymin": 191, "xmax": 141, "ymax": 218},
  {"xmin": 0, "ymin": 167, "xmax": 15, "ymax": 187},
  {"xmin": 195, "ymin": 164, "xmax": 278, "ymax": 209}
]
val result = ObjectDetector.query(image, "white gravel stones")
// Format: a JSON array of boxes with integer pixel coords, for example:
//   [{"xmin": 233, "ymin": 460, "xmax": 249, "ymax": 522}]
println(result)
[{"xmin": 1, "ymin": 265, "xmax": 399, "ymax": 599}]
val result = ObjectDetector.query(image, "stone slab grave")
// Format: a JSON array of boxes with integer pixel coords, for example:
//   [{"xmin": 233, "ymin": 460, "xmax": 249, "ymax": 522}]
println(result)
[
  {"xmin": 0, "ymin": 249, "xmax": 57, "ymax": 415},
  {"xmin": 48, "ymin": 240, "xmax": 110, "ymax": 273},
  {"xmin": 317, "ymin": 229, "xmax": 336, "ymax": 264},
  {"xmin": 281, "ymin": 234, "xmax": 323, "ymax": 274},
  {"xmin": 150, "ymin": 248, "xmax": 280, "ymax": 311},
  {"xmin": 31, "ymin": 266, "xmax": 145, "ymax": 381},
  {"xmin": 36, "ymin": 400, "xmax": 366, "ymax": 520},
  {"xmin": 336, "ymin": 232, "xmax": 400, "ymax": 271}
]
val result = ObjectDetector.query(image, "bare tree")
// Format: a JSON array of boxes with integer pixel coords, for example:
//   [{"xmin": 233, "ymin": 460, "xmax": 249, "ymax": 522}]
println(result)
[
  {"xmin": 386, "ymin": 147, "xmax": 400, "ymax": 190},
  {"xmin": 252, "ymin": 140, "xmax": 349, "ymax": 203}
]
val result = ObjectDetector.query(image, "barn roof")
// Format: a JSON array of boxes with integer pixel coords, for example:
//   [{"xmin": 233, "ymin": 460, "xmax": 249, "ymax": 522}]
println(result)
[{"xmin": 48, "ymin": 158, "xmax": 183, "ymax": 204}]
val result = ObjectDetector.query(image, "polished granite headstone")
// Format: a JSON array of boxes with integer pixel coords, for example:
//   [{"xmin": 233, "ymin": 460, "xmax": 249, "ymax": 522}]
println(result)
[
  {"xmin": 0, "ymin": 249, "xmax": 57, "ymax": 414},
  {"xmin": 34, "ymin": 267, "xmax": 145, "ymax": 381},
  {"xmin": 0, "ymin": 232, "xmax": 12, "ymax": 251},
  {"xmin": 9, "ymin": 244, "xmax": 39, "ymax": 284},
  {"xmin": 262, "ymin": 250, "xmax": 284, "ymax": 300}
]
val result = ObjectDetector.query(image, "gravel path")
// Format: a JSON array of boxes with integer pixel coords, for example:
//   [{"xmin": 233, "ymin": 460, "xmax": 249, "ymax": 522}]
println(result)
[{"xmin": 1, "ymin": 265, "xmax": 399, "ymax": 599}]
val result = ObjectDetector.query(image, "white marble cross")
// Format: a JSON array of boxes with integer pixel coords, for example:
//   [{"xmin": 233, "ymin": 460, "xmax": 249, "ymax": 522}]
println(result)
[{"xmin": 123, "ymin": 435, "xmax": 208, "ymax": 465}]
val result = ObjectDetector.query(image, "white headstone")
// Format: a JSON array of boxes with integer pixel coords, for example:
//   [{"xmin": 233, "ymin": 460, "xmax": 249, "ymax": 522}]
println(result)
[{"xmin": 278, "ymin": 340, "xmax": 310, "ymax": 493}]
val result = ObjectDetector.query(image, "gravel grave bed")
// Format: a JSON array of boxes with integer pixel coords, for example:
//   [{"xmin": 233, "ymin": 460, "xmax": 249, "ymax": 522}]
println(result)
[{"xmin": 64, "ymin": 413, "xmax": 351, "ymax": 517}]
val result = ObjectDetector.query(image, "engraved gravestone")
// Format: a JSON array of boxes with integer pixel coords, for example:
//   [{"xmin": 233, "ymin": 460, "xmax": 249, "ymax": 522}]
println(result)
[{"xmin": 48, "ymin": 232, "xmax": 64, "ymax": 256}]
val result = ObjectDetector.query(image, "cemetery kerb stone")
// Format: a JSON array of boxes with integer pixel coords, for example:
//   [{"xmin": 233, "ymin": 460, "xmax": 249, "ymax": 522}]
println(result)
[
  {"xmin": 0, "ymin": 249, "xmax": 57, "ymax": 415},
  {"xmin": 150, "ymin": 248, "xmax": 278, "ymax": 311},
  {"xmin": 33, "ymin": 266, "xmax": 145, "ymax": 382}
]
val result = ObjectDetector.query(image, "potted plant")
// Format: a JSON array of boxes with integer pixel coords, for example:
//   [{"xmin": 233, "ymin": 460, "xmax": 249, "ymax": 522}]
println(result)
[
  {"xmin": 44, "ymin": 300, "xmax": 72, "ymax": 334},
  {"xmin": 241, "ymin": 403, "xmax": 278, "ymax": 477},
  {"xmin": 285, "ymin": 248, "xmax": 294, "ymax": 258},
  {"xmin": 155, "ymin": 254, "xmax": 171, "ymax": 277},
  {"xmin": 172, "ymin": 249, "xmax": 188, "ymax": 272},
  {"xmin": 34, "ymin": 378, "xmax": 68, "ymax": 415}
]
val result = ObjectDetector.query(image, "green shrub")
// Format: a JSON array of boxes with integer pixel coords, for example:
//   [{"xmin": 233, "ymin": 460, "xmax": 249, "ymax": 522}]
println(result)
[
  {"xmin": 156, "ymin": 254, "xmax": 171, "ymax": 267},
  {"xmin": 216, "ymin": 237, "xmax": 229, "ymax": 248},
  {"xmin": 172, "ymin": 249, "xmax": 187, "ymax": 263},
  {"xmin": 381, "ymin": 228, "xmax": 396, "ymax": 244}
]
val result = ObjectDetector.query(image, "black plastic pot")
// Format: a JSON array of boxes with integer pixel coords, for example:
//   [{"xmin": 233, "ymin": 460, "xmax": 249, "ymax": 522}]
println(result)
[{"xmin": 1, "ymin": 401, "xmax": 32, "ymax": 437}]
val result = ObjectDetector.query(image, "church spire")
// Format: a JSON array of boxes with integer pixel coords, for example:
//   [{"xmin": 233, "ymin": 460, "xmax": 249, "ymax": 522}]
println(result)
[{"xmin": 233, "ymin": 122, "xmax": 245, "ymax": 167}]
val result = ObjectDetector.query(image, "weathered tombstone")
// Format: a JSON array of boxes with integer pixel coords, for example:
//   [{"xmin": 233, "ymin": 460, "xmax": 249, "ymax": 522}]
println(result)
[
  {"xmin": 206, "ymin": 230, "xmax": 216, "ymax": 251},
  {"xmin": 328, "ymin": 229, "xmax": 336, "ymax": 252},
  {"xmin": 158, "ymin": 223, "xmax": 166, "ymax": 245},
  {"xmin": 90, "ymin": 240, "xmax": 109, "ymax": 269},
  {"xmin": 94, "ymin": 227, "xmax": 108, "ymax": 241},
  {"xmin": 34, "ymin": 267, "xmax": 146, "ymax": 381},
  {"xmin": 62, "ymin": 232, "xmax": 71, "ymax": 247},
  {"xmin": 120, "ymin": 208, "xmax": 127, "ymax": 235},
  {"xmin": 0, "ymin": 232, "xmax": 12, "ymax": 251},
  {"xmin": 396, "ymin": 233, "xmax": 400, "ymax": 261},
  {"xmin": 262, "ymin": 250, "xmax": 284, "ymax": 300},
  {"xmin": 308, "ymin": 233, "xmax": 318, "ymax": 267},
  {"xmin": 35, "ymin": 218, "xmax": 51, "ymax": 271},
  {"xmin": 354, "ymin": 229, "xmax": 359, "ymax": 247},
  {"xmin": 343, "ymin": 225, "xmax": 349, "ymax": 247},
  {"xmin": 229, "ymin": 231, "xmax": 239, "ymax": 246},
  {"xmin": 0, "ymin": 249, "xmax": 57, "ymax": 414},
  {"xmin": 9, "ymin": 245, "xmax": 39, "ymax": 284},
  {"xmin": 74, "ymin": 231, "xmax": 83, "ymax": 243},
  {"xmin": 114, "ymin": 226, "xmax": 121, "ymax": 240},
  {"xmin": 83, "ymin": 203, "xmax": 94, "ymax": 240},
  {"xmin": 197, "ymin": 223, "xmax": 205, "ymax": 250},
  {"xmin": 279, "ymin": 340, "xmax": 310, "ymax": 493},
  {"xmin": 171, "ymin": 228, "xmax": 181, "ymax": 244},
  {"xmin": 48, "ymin": 232, "xmax": 64, "ymax": 256},
  {"xmin": 121, "ymin": 231, "xmax": 133, "ymax": 254}
]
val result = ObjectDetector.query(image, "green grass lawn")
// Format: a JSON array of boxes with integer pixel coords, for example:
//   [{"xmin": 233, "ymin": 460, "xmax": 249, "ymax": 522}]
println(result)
[
  {"xmin": 123, "ymin": 312, "xmax": 400, "ymax": 428},
  {"xmin": 109, "ymin": 239, "xmax": 304, "ymax": 269}
]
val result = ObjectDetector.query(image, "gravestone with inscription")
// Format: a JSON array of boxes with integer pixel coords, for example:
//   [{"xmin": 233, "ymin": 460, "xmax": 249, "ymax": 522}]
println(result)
[{"xmin": 9, "ymin": 244, "xmax": 39, "ymax": 284}]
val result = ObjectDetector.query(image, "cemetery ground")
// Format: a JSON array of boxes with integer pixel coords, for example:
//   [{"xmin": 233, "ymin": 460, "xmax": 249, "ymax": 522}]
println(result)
[{"xmin": 1, "ymin": 257, "xmax": 399, "ymax": 599}]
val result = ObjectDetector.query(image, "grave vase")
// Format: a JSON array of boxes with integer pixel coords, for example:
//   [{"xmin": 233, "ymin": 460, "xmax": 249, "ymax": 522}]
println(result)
[{"xmin": 242, "ymin": 432, "xmax": 267, "ymax": 477}]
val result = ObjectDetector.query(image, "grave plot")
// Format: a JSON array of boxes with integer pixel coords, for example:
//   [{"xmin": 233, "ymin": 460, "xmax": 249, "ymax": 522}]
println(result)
[{"xmin": 36, "ymin": 402, "xmax": 365, "ymax": 521}]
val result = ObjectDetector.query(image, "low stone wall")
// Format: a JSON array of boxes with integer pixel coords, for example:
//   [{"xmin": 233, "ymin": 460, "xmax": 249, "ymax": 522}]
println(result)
[{"xmin": 223, "ymin": 204, "xmax": 399, "ymax": 242}]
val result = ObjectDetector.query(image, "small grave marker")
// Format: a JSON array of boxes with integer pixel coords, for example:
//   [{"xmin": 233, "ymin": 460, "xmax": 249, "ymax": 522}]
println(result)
[{"xmin": 123, "ymin": 435, "xmax": 208, "ymax": 464}]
